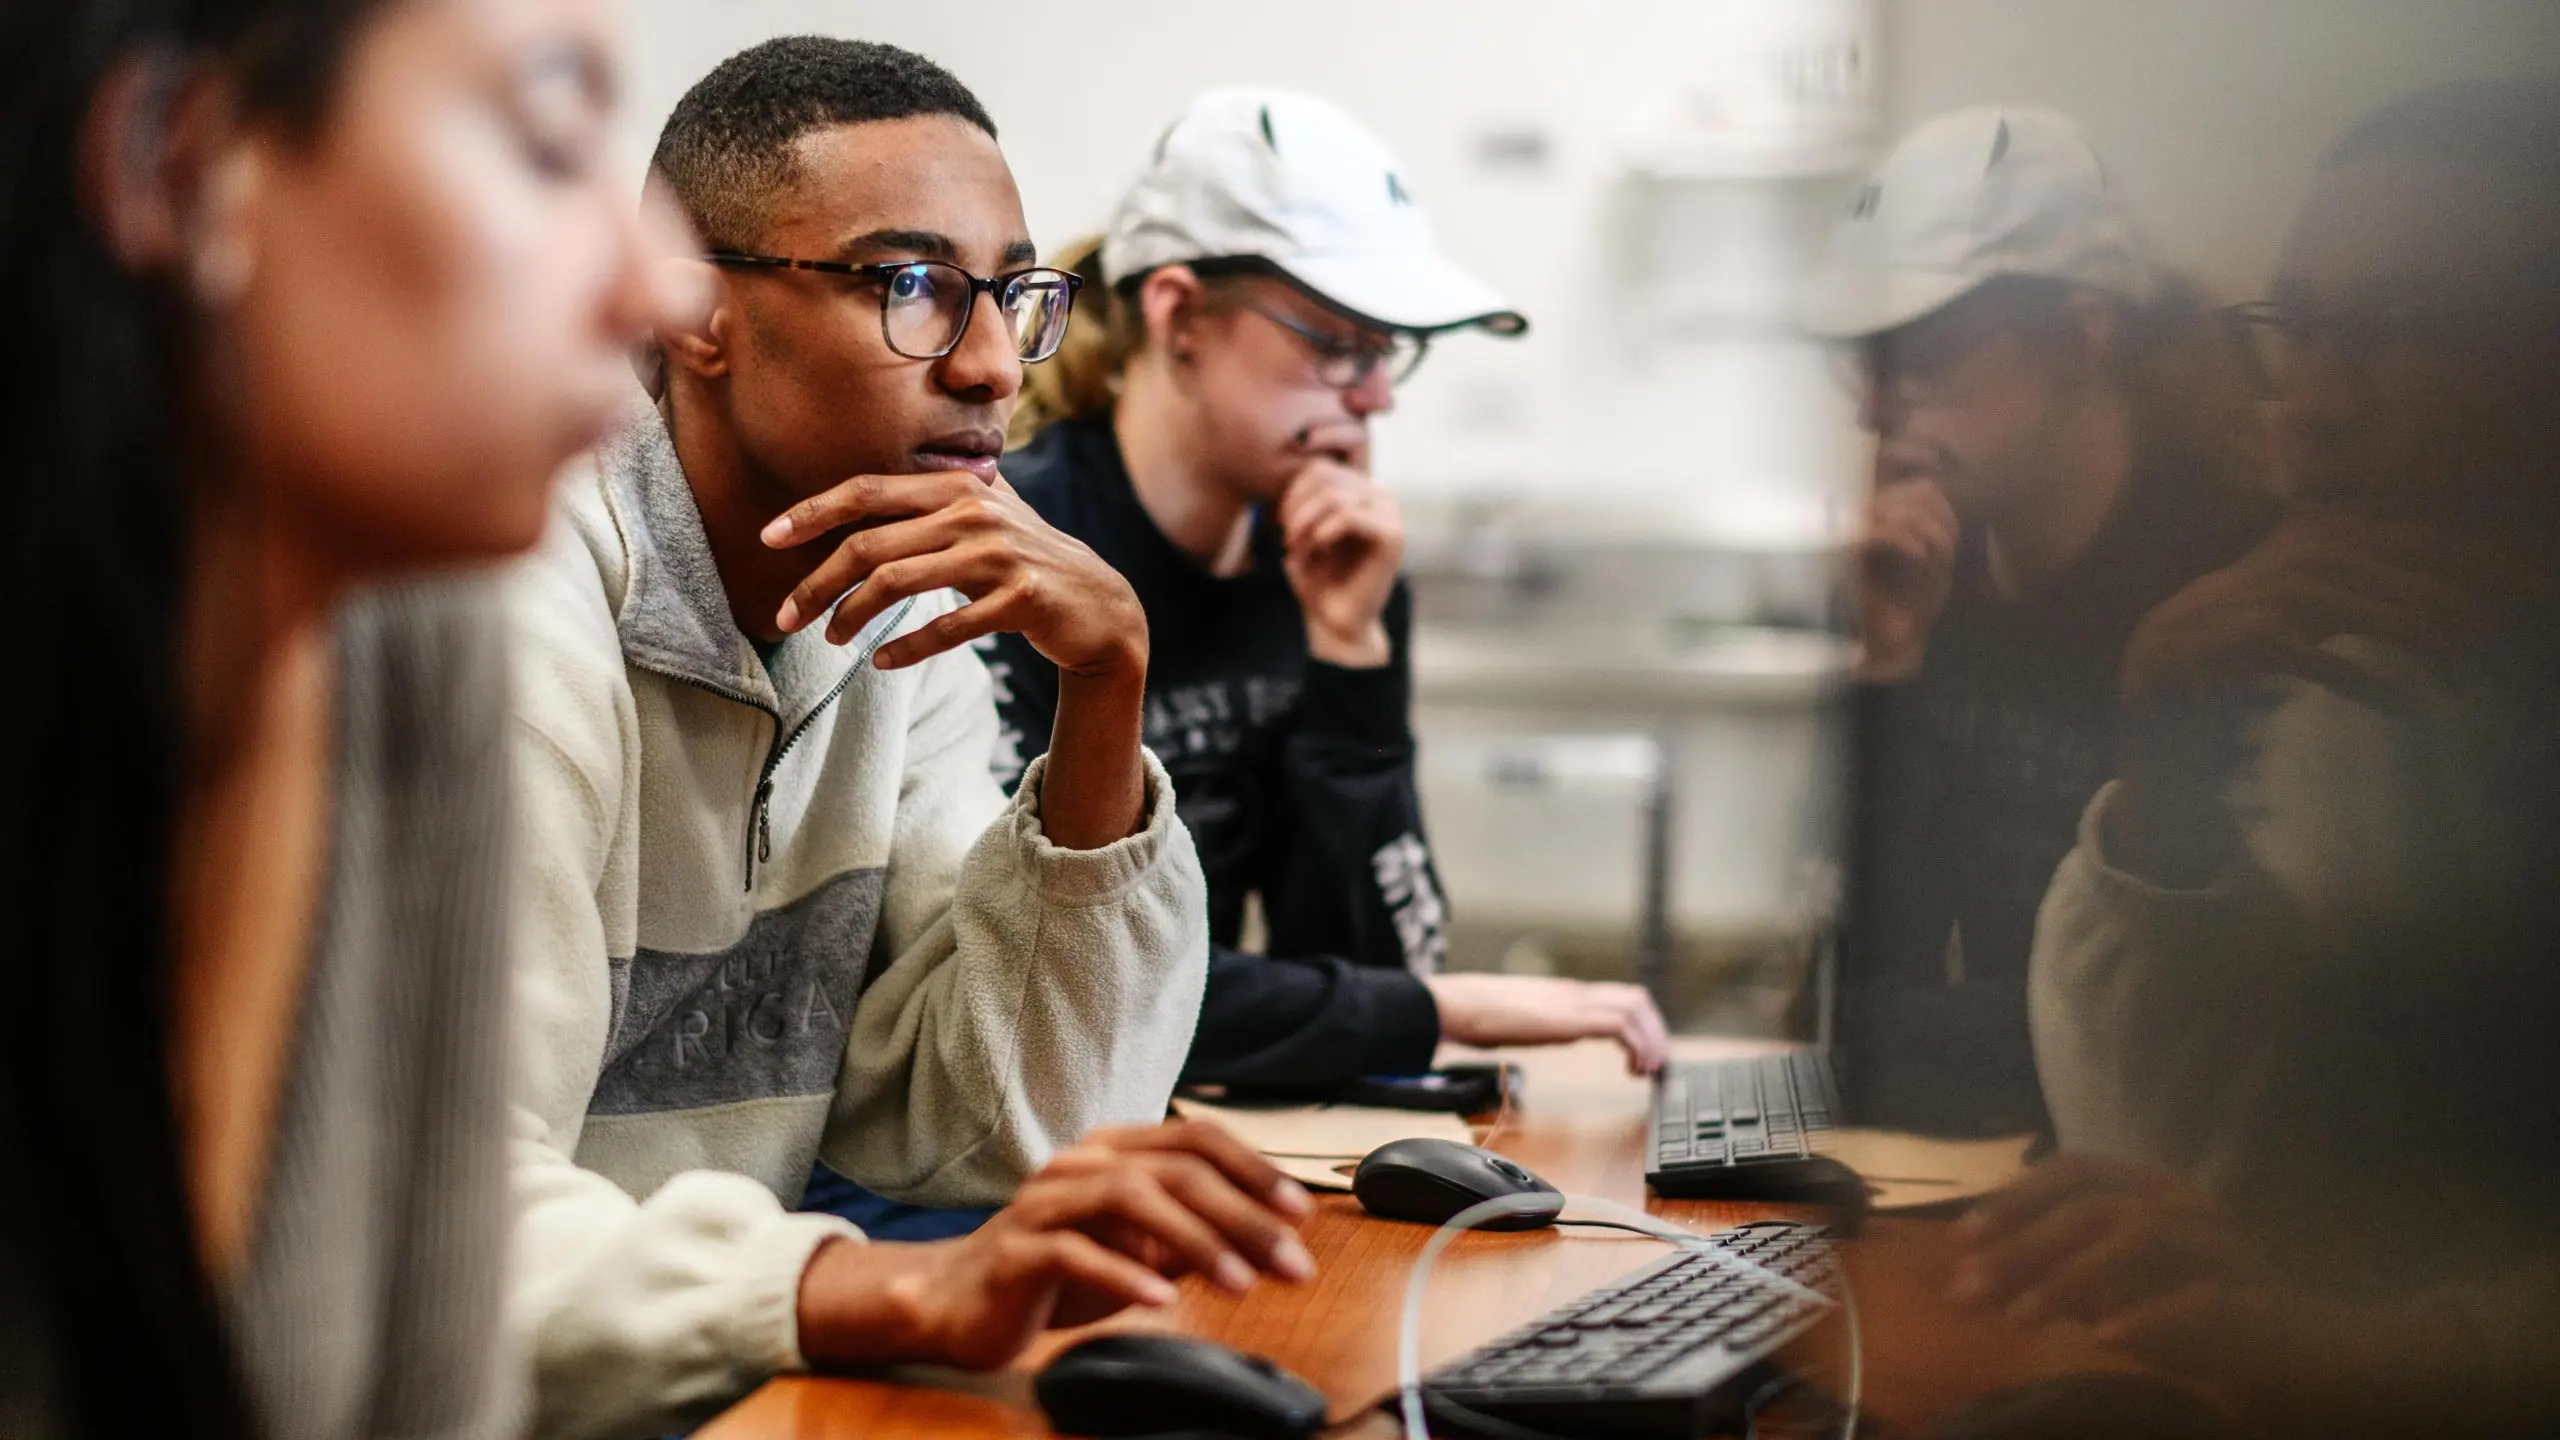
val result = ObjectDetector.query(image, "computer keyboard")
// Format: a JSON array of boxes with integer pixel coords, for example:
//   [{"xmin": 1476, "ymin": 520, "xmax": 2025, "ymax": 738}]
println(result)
[
  {"xmin": 1420, "ymin": 1220, "xmax": 1837, "ymax": 1437},
  {"xmin": 1647, "ymin": 1051, "xmax": 1859, "ymax": 1207}
]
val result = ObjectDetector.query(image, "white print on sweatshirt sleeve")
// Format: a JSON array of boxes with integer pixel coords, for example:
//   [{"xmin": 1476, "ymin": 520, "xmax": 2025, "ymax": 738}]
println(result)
[
  {"xmin": 1371, "ymin": 831, "xmax": 1447, "ymax": 976},
  {"xmin": 975, "ymin": 635, "xmax": 1027, "ymax": 790}
]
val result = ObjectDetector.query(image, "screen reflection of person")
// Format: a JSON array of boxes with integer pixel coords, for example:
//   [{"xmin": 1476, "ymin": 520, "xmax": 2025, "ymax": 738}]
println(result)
[
  {"xmin": 1952, "ymin": 82, "xmax": 2560, "ymax": 1438},
  {"xmin": 980, "ymin": 89, "xmax": 1671, "ymax": 1096},
  {"xmin": 1801, "ymin": 109, "xmax": 2276, "ymax": 1139}
]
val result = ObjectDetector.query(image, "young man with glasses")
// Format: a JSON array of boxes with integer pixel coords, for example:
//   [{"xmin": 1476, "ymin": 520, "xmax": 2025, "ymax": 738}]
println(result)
[
  {"xmin": 502, "ymin": 42, "xmax": 1315, "ymax": 1440},
  {"xmin": 1799, "ymin": 108, "xmax": 2274, "ymax": 1139},
  {"xmin": 990, "ymin": 89, "xmax": 1673, "ymax": 1097}
]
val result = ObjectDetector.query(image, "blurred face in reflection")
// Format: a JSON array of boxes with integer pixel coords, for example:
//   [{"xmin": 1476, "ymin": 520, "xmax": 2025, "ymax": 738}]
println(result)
[
  {"xmin": 1853, "ymin": 283, "xmax": 2108, "ymax": 521},
  {"xmin": 210, "ymin": 0, "xmax": 667, "ymax": 568},
  {"xmin": 2267, "ymin": 151, "xmax": 2560, "ymax": 511},
  {"xmin": 1154, "ymin": 272, "xmax": 1400, "ymax": 500},
  {"xmin": 701, "ymin": 115, "xmax": 1033, "ymax": 494}
]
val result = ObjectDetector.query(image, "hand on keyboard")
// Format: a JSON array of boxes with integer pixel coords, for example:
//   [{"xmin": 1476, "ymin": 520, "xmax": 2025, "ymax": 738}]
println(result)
[{"xmin": 1421, "ymin": 974, "xmax": 1671, "ymax": 1075}]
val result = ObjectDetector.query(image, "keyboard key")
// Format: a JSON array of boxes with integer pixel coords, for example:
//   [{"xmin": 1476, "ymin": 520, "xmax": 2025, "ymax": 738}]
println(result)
[
  {"xmin": 1730, "ymin": 1075, "xmax": 1760, "ymax": 1123},
  {"xmin": 1427, "ymin": 1222, "xmax": 1838, "ymax": 1424}
]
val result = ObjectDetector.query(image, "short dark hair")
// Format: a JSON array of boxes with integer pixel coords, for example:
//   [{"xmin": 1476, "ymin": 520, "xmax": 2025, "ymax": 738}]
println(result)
[
  {"xmin": 650, "ymin": 36, "xmax": 996, "ymax": 250},
  {"xmin": 2325, "ymin": 79, "xmax": 2560, "ymax": 187}
]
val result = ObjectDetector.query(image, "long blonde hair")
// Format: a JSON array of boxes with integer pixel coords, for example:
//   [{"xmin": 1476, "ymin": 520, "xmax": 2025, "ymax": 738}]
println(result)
[
  {"xmin": 1012, "ymin": 235, "xmax": 1137, "ymax": 447},
  {"xmin": 1011, "ymin": 236, "xmax": 1271, "ymax": 448}
]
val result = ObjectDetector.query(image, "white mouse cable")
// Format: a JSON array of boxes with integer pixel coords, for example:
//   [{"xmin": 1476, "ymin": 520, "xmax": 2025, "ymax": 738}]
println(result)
[
  {"xmin": 1395, "ymin": 1193, "xmax": 1564, "ymax": 1440},
  {"xmin": 1556, "ymin": 1195, "xmax": 1863, "ymax": 1440},
  {"xmin": 1396, "ymin": 1194, "xmax": 1862, "ymax": 1440}
]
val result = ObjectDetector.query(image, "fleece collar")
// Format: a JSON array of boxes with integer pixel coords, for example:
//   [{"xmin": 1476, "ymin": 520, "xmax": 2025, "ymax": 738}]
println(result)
[{"xmin": 593, "ymin": 399, "xmax": 915, "ymax": 730}]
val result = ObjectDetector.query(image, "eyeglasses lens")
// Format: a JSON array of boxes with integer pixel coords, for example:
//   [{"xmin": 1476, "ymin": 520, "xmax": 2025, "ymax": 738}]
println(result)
[
  {"xmin": 1384, "ymin": 332, "xmax": 1427, "ymax": 385},
  {"xmin": 2224, "ymin": 309, "xmax": 2291, "ymax": 399},
  {"xmin": 1003, "ymin": 271, "xmax": 1077, "ymax": 362},
  {"xmin": 1319, "ymin": 331, "xmax": 1425, "ymax": 388},
  {"xmin": 881, "ymin": 263, "xmax": 961, "ymax": 360},
  {"xmin": 2246, "ymin": 323, "xmax": 2292, "ymax": 398},
  {"xmin": 879, "ymin": 263, "xmax": 1077, "ymax": 362}
]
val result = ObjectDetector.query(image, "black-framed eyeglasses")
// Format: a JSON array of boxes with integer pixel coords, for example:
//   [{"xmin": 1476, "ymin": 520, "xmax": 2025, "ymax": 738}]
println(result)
[
  {"xmin": 1242, "ymin": 303, "xmax": 1428, "ymax": 388},
  {"xmin": 704, "ymin": 252, "xmax": 1083, "ymax": 363}
]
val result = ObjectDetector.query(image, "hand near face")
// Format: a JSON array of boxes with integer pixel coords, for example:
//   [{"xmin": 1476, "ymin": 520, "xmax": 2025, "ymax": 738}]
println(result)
[
  {"xmin": 2119, "ymin": 503, "xmax": 2535, "ymax": 718},
  {"xmin": 1276, "ymin": 459, "xmax": 1405, "ymax": 669},
  {"xmin": 794, "ymin": 1119, "xmax": 1316, "ymax": 1372},
  {"xmin": 1420, "ymin": 973, "xmax": 1671, "ymax": 1076},
  {"xmin": 1854, "ymin": 477, "xmax": 1960, "ymax": 683},
  {"xmin": 2109, "ymin": 503, "xmax": 2539, "ymax": 879},
  {"xmin": 762, "ymin": 470, "xmax": 1148, "ymax": 680}
]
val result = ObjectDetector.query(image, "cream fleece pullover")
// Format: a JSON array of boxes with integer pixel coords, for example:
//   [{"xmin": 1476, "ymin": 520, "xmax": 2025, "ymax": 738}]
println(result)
[
  {"xmin": 499, "ymin": 401, "xmax": 1208, "ymax": 1440},
  {"xmin": 2030, "ymin": 635, "xmax": 2555, "ymax": 1287}
]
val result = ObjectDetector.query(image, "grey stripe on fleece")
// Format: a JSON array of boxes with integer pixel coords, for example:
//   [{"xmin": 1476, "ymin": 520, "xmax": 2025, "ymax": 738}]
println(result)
[{"xmin": 592, "ymin": 867, "xmax": 887, "ymax": 1115}]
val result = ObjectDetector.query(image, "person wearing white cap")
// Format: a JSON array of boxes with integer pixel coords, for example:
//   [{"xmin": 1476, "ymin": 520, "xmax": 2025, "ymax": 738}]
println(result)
[
  {"xmin": 986, "ymin": 87, "xmax": 1671, "ymax": 1092},
  {"xmin": 1802, "ymin": 107, "xmax": 2274, "ymax": 1138}
]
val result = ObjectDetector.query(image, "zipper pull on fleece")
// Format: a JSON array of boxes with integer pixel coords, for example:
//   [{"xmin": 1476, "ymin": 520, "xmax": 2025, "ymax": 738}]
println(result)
[{"xmin": 746, "ymin": 778, "xmax": 774, "ymax": 889}]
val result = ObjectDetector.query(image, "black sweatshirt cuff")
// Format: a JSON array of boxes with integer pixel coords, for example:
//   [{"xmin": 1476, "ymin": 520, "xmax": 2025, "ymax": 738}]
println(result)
[
  {"xmin": 1296, "ymin": 657, "xmax": 1414, "ymax": 751},
  {"xmin": 1345, "ymin": 966, "xmax": 1442, "ymax": 1076}
]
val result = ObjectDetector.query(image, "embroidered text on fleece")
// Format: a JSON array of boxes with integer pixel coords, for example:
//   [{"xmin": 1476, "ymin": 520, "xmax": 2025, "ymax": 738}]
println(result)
[{"xmin": 500, "ymin": 401, "xmax": 1210, "ymax": 1440}]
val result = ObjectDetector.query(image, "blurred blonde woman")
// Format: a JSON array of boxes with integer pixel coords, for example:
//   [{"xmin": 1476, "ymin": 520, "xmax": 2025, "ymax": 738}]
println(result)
[{"xmin": 988, "ymin": 88, "xmax": 1671, "ymax": 1090}]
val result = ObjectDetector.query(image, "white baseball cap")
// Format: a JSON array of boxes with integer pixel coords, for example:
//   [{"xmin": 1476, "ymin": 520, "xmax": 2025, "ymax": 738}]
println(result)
[
  {"xmin": 1798, "ymin": 107, "xmax": 2152, "ymax": 339},
  {"xmin": 1103, "ymin": 88, "xmax": 1527, "ymax": 337}
]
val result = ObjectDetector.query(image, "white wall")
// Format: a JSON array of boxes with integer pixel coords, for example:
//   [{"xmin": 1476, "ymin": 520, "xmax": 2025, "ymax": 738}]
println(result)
[
  {"xmin": 616, "ymin": 0, "xmax": 1876, "ymax": 534},
  {"xmin": 1883, "ymin": 0, "xmax": 2560, "ymax": 302},
  {"xmin": 611, "ymin": 0, "xmax": 2560, "ymax": 524}
]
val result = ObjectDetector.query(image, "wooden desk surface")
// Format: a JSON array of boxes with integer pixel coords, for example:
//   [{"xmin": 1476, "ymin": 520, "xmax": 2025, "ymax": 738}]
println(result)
[{"xmin": 701, "ymin": 1039, "xmax": 2141, "ymax": 1439}]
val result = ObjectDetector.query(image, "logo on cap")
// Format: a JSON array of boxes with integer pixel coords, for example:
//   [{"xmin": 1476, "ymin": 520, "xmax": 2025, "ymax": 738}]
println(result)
[{"xmin": 1387, "ymin": 172, "xmax": 1412, "ymax": 206}]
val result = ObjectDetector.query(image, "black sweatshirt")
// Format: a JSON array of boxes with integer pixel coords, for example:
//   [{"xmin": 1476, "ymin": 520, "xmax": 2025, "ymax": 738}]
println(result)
[
  {"xmin": 1842, "ymin": 450, "xmax": 2276, "ymax": 1137},
  {"xmin": 985, "ymin": 413, "xmax": 1446, "ymax": 1088}
]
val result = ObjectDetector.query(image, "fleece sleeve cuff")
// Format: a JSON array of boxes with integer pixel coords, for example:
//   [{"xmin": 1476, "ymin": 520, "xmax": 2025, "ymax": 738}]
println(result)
[
  {"xmin": 2074, "ymin": 780, "xmax": 2250, "ymax": 912},
  {"xmin": 1003, "ymin": 748, "xmax": 1186, "ymax": 905},
  {"xmin": 756, "ymin": 1213, "xmax": 867, "ymax": 1374}
]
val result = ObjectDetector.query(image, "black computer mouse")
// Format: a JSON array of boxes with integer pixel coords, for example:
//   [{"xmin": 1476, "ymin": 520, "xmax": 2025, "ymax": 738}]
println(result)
[
  {"xmin": 1035, "ymin": 1332, "xmax": 1327, "ymax": 1440},
  {"xmin": 1351, "ymin": 1138, "xmax": 1564, "ymax": 1230}
]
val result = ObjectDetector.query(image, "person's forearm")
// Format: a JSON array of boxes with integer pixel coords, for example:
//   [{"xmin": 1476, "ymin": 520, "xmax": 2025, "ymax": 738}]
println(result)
[
  {"xmin": 1179, "ymin": 946, "xmax": 1441, "ymax": 1088},
  {"xmin": 1037, "ymin": 647, "xmax": 1148, "ymax": 850},
  {"xmin": 796, "ymin": 1236, "xmax": 942, "ymax": 1369}
]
